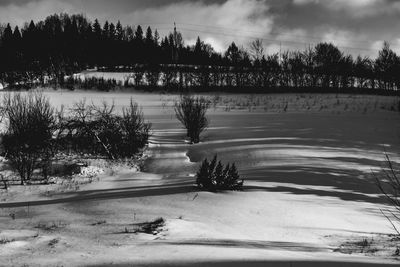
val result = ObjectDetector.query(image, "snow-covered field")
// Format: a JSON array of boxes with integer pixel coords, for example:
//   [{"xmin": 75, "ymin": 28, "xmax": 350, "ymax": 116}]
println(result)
[{"xmin": 0, "ymin": 91, "xmax": 399, "ymax": 266}]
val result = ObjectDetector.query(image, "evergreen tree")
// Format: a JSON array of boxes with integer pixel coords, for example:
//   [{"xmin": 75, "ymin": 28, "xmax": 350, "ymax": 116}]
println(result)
[
  {"xmin": 225, "ymin": 42, "xmax": 240, "ymax": 65},
  {"xmin": 214, "ymin": 161, "xmax": 224, "ymax": 188},
  {"xmin": 196, "ymin": 158, "xmax": 211, "ymax": 189},
  {"xmin": 145, "ymin": 26, "xmax": 153, "ymax": 45},
  {"xmin": 115, "ymin": 21, "xmax": 123, "ymax": 41},
  {"xmin": 222, "ymin": 163, "xmax": 230, "ymax": 184},
  {"xmin": 194, "ymin": 36, "xmax": 202, "ymax": 64},
  {"xmin": 125, "ymin": 25, "xmax": 134, "ymax": 41},
  {"xmin": 93, "ymin": 19, "xmax": 102, "ymax": 38},
  {"xmin": 226, "ymin": 163, "xmax": 242, "ymax": 190},
  {"xmin": 195, "ymin": 155, "xmax": 244, "ymax": 192},
  {"xmin": 135, "ymin": 25, "xmax": 143, "ymax": 41},
  {"xmin": 109, "ymin": 23, "xmax": 116, "ymax": 40},
  {"xmin": 1, "ymin": 24, "xmax": 14, "ymax": 72},
  {"xmin": 12, "ymin": 26, "xmax": 23, "ymax": 70},
  {"xmin": 13, "ymin": 26, "xmax": 22, "ymax": 44},
  {"xmin": 102, "ymin": 21, "xmax": 110, "ymax": 39},
  {"xmin": 154, "ymin": 29, "xmax": 160, "ymax": 46},
  {"xmin": 2, "ymin": 23, "xmax": 13, "ymax": 44},
  {"xmin": 208, "ymin": 155, "xmax": 218, "ymax": 180}
]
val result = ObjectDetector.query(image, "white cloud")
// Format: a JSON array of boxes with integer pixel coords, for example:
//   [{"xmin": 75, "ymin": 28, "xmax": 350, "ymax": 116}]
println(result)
[
  {"xmin": 322, "ymin": 29, "xmax": 354, "ymax": 47},
  {"xmin": 118, "ymin": 0, "xmax": 273, "ymax": 52}
]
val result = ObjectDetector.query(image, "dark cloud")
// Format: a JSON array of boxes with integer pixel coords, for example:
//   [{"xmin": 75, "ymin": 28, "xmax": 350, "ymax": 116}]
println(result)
[{"xmin": 0, "ymin": 0, "xmax": 39, "ymax": 5}]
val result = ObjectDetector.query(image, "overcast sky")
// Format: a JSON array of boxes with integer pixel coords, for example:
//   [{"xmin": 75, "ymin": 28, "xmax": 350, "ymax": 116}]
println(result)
[{"xmin": 0, "ymin": 0, "xmax": 399, "ymax": 57}]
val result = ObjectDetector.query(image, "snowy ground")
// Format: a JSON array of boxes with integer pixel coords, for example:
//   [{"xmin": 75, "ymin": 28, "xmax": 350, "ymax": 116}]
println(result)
[{"xmin": 0, "ymin": 91, "xmax": 399, "ymax": 266}]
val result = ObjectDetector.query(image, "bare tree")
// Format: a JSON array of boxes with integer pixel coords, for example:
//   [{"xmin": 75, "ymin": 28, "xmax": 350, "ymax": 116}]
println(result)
[
  {"xmin": 249, "ymin": 39, "xmax": 264, "ymax": 62},
  {"xmin": 2, "ymin": 92, "xmax": 57, "ymax": 184}
]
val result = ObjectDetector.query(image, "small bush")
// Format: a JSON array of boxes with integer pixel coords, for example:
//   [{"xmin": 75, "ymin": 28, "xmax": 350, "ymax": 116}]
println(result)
[
  {"xmin": 1, "ymin": 93, "xmax": 57, "ymax": 184},
  {"xmin": 175, "ymin": 95, "xmax": 210, "ymax": 144},
  {"xmin": 120, "ymin": 100, "xmax": 152, "ymax": 156},
  {"xmin": 196, "ymin": 155, "xmax": 244, "ymax": 191}
]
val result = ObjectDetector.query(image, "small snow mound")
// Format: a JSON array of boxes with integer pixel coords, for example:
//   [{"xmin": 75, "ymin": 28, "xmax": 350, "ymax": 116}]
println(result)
[
  {"xmin": 5, "ymin": 240, "xmax": 29, "ymax": 249},
  {"xmin": 165, "ymin": 219, "xmax": 213, "ymax": 239},
  {"xmin": 78, "ymin": 166, "xmax": 104, "ymax": 178},
  {"xmin": 0, "ymin": 230, "xmax": 38, "ymax": 240}
]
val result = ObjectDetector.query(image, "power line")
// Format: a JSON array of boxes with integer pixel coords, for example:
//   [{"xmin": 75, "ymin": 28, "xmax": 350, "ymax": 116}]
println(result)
[
  {"xmin": 124, "ymin": 21, "xmax": 371, "ymax": 46},
  {"xmin": 175, "ymin": 22, "xmax": 374, "ymax": 46},
  {"xmin": 177, "ymin": 26, "xmax": 378, "ymax": 53},
  {"xmin": 131, "ymin": 22, "xmax": 388, "ymax": 54}
]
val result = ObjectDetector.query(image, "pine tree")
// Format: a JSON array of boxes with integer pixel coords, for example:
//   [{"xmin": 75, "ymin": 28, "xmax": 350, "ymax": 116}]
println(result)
[
  {"xmin": 145, "ymin": 26, "xmax": 153, "ymax": 45},
  {"xmin": 194, "ymin": 36, "xmax": 202, "ymax": 64},
  {"xmin": 28, "ymin": 20, "xmax": 36, "ymax": 33},
  {"xmin": 154, "ymin": 30, "xmax": 160, "ymax": 46},
  {"xmin": 125, "ymin": 26, "xmax": 134, "ymax": 42},
  {"xmin": 2, "ymin": 23, "xmax": 13, "ymax": 44},
  {"xmin": 214, "ymin": 161, "xmax": 224, "ymax": 188},
  {"xmin": 207, "ymin": 155, "xmax": 218, "ymax": 184},
  {"xmin": 115, "ymin": 21, "xmax": 123, "ymax": 41},
  {"xmin": 93, "ymin": 19, "xmax": 102, "ymax": 38},
  {"xmin": 102, "ymin": 21, "xmax": 110, "ymax": 39},
  {"xmin": 13, "ymin": 26, "xmax": 22, "ymax": 43},
  {"xmin": 135, "ymin": 25, "xmax": 143, "ymax": 41},
  {"xmin": 221, "ymin": 163, "xmax": 230, "ymax": 189},
  {"xmin": 195, "ymin": 156, "xmax": 244, "ymax": 191},
  {"xmin": 194, "ymin": 37, "xmax": 202, "ymax": 53},
  {"xmin": 227, "ymin": 163, "xmax": 243, "ymax": 190},
  {"xmin": 92, "ymin": 19, "xmax": 102, "ymax": 66},
  {"xmin": 196, "ymin": 159, "xmax": 212, "ymax": 189},
  {"xmin": 12, "ymin": 26, "xmax": 23, "ymax": 70},
  {"xmin": 109, "ymin": 23, "xmax": 116, "ymax": 40},
  {"xmin": 1, "ymin": 24, "xmax": 15, "ymax": 72}
]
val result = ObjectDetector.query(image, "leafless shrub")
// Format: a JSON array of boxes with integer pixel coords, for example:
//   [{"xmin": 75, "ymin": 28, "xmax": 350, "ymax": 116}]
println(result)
[
  {"xmin": 175, "ymin": 95, "xmax": 210, "ymax": 144},
  {"xmin": 0, "ymin": 237, "xmax": 12, "ymax": 244},
  {"xmin": 375, "ymin": 154, "xmax": 400, "ymax": 235},
  {"xmin": 123, "ymin": 217, "xmax": 165, "ymax": 234},
  {"xmin": 60, "ymin": 98, "xmax": 151, "ymax": 159},
  {"xmin": 1, "ymin": 93, "xmax": 57, "ymax": 184},
  {"xmin": 35, "ymin": 221, "xmax": 67, "ymax": 231}
]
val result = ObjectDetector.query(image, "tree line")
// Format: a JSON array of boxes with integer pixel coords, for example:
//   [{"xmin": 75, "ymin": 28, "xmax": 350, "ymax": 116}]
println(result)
[{"xmin": 0, "ymin": 13, "xmax": 400, "ymax": 93}]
